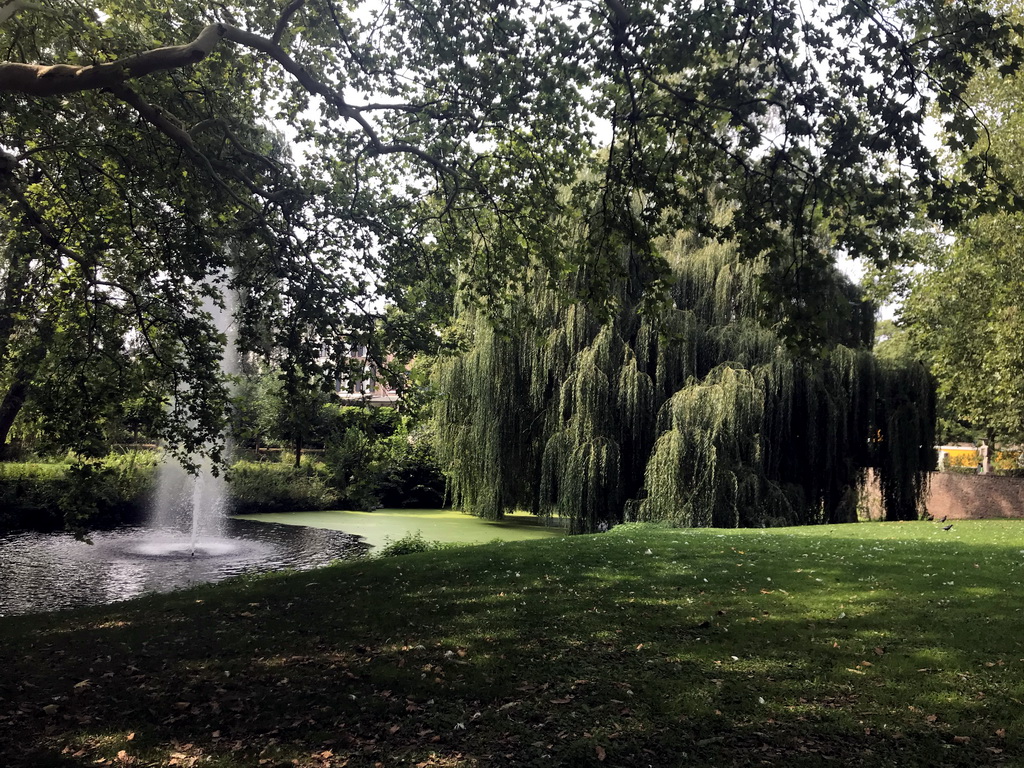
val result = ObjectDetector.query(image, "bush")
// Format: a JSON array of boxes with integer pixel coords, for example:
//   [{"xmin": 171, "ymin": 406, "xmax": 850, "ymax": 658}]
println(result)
[
  {"xmin": 227, "ymin": 459, "xmax": 340, "ymax": 514},
  {"xmin": 0, "ymin": 451, "xmax": 157, "ymax": 531},
  {"xmin": 375, "ymin": 438, "xmax": 446, "ymax": 509},
  {"xmin": 376, "ymin": 531, "xmax": 452, "ymax": 557},
  {"xmin": 944, "ymin": 465, "xmax": 980, "ymax": 476},
  {"xmin": 0, "ymin": 462, "xmax": 67, "ymax": 529},
  {"xmin": 323, "ymin": 427, "xmax": 446, "ymax": 511}
]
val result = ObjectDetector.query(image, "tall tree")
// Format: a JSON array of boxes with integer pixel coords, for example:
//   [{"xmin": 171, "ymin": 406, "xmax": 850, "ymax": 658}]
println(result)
[
  {"xmin": 0, "ymin": 0, "xmax": 590, "ymax": 456},
  {"xmin": 0, "ymin": 0, "xmax": 1017, "ymax": 459},
  {"xmin": 896, "ymin": 3, "xmax": 1024, "ymax": 449},
  {"xmin": 435, "ymin": 222, "xmax": 935, "ymax": 531}
]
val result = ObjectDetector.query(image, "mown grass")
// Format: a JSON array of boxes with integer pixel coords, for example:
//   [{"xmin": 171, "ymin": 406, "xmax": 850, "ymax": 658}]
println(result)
[{"xmin": 1, "ymin": 520, "xmax": 1023, "ymax": 767}]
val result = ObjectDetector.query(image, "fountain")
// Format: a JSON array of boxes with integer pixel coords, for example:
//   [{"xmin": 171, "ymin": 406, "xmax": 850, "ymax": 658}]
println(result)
[
  {"xmin": 0, "ymin": 286, "xmax": 368, "ymax": 617},
  {"xmin": 136, "ymin": 456, "xmax": 238, "ymax": 558},
  {"xmin": 145, "ymin": 289, "xmax": 237, "ymax": 556}
]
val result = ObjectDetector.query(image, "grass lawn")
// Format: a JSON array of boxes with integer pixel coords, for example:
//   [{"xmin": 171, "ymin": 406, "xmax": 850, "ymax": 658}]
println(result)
[{"xmin": 1, "ymin": 520, "xmax": 1023, "ymax": 767}]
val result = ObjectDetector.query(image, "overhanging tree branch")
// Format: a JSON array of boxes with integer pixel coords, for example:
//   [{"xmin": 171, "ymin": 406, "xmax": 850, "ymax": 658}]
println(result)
[
  {"xmin": 0, "ymin": 149, "xmax": 90, "ymax": 269},
  {"xmin": 0, "ymin": 16, "xmax": 455, "ymax": 177},
  {"xmin": 0, "ymin": 24, "xmax": 225, "ymax": 96},
  {"xmin": 271, "ymin": 0, "xmax": 305, "ymax": 45},
  {"xmin": 0, "ymin": 0, "xmax": 48, "ymax": 26},
  {"xmin": 107, "ymin": 81, "xmax": 263, "ymax": 215}
]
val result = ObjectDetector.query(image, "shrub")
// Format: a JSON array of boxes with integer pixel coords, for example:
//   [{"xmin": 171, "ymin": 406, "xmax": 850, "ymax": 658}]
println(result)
[
  {"xmin": 0, "ymin": 462, "xmax": 67, "ymax": 529},
  {"xmin": 322, "ymin": 427, "xmax": 446, "ymax": 511},
  {"xmin": 375, "ymin": 531, "xmax": 454, "ymax": 557},
  {"xmin": 374, "ymin": 437, "xmax": 446, "ymax": 509},
  {"xmin": 0, "ymin": 451, "xmax": 157, "ymax": 531},
  {"xmin": 944, "ymin": 465, "xmax": 980, "ymax": 476},
  {"xmin": 227, "ymin": 459, "xmax": 340, "ymax": 514}
]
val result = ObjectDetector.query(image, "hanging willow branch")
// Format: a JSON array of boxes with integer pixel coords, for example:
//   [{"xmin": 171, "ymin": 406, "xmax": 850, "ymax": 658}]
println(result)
[{"xmin": 435, "ymin": 223, "xmax": 935, "ymax": 531}]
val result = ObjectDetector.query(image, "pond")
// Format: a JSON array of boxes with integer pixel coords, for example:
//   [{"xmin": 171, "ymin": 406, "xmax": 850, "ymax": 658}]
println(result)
[
  {"xmin": 0, "ymin": 519, "xmax": 365, "ymax": 617},
  {"xmin": 235, "ymin": 507, "xmax": 564, "ymax": 548},
  {"xmin": 0, "ymin": 509, "xmax": 562, "ymax": 617}
]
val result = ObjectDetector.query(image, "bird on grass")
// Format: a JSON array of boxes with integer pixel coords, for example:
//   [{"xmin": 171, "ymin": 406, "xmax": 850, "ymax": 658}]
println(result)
[
  {"xmin": 943, "ymin": 524, "xmax": 953, "ymax": 531},
  {"xmin": 940, "ymin": 515, "xmax": 947, "ymax": 523}
]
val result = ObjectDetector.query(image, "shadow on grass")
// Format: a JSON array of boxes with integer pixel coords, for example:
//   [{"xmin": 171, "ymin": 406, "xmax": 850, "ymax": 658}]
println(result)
[{"xmin": 1, "ymin": 523, "xmax": 1023, "ymax": 766}]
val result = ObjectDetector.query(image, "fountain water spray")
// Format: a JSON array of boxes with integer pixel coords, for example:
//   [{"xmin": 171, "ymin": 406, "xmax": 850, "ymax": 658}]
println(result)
[{"xmin": 149, "ymin": 288, "xmax": 237, "ymax": 556}]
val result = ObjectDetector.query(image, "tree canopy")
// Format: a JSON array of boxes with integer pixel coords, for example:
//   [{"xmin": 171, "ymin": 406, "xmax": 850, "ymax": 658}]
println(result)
[
  {"xmin": 435, "ymin": 219, "xmax": 935, "ymax": 531},
  {"xmin": 0, "ymin": 0, "xmax": 1019, "ymax": 458},
  {"xmin": 889, "ymin": 4, "xmax": 1024, "ymax": 446}
]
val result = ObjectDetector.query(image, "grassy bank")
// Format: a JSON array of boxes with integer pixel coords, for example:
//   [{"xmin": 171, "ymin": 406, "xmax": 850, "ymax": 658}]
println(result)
[{"xmin": 1, "ymin": 521, "xmax": 1023, "ymax": 766}]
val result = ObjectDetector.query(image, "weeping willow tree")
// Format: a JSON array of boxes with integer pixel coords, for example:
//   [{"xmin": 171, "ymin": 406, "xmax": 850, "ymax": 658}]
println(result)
[{"xmin": 434, "ymin": 229, "xmax": 935, "ymax": 532}]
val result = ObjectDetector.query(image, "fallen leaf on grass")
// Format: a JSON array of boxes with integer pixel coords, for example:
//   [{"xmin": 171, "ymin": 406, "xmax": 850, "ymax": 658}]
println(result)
[
  {"xmin": 953, "ymin": 736, "xmax": 971, "ymax": 744},
  {"xmin": 595, "ymin": 746, "xmax": 606, "ymax": 761}
]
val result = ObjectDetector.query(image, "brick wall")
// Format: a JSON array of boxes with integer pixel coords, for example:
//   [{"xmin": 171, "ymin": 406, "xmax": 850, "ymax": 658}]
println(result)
[{"xmin": 863, "ymin": 471, "xmax": 1024, "ymax": 520}]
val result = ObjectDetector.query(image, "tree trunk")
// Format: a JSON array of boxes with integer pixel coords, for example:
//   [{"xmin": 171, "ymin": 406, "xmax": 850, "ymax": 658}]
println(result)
[
  {"xmin": 294, "ymin": 434, "xmax": 303, "ymax": 468},
  {"xmin": 0, "ymin": 322, "xmax": 52, "ymax": 456},
  {"xmin": 0, "ymin": 373, "xmax": 30, "ymax": 456}
]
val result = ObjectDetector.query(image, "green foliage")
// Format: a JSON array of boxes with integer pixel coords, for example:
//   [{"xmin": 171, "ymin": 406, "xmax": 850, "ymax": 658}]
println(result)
[
  {"xmin": 0, "ymin": 462, "xmax": 66, "ymax": 529},
  {"xmin": 0, "ymin": 0, "xmax": 1018, "ymax": 465},
  {"xmin": 437, "ymin": 228, "xmax": 935, "ymax": 531},
  {"xmin": 323, "ymin": 423, "xmax": 445, "ymax": 511},
  {"xmin": 0, "ymin": 451, "xmax": 157, "ymax": 530},
  {"xmin": 227, "ymin": 459, "xmax": 339, "ymax": 515},
  {"xmin": 0, "ymin": 433, "xmax": 446, "ymax": 529},
  {"xmin": 375, "ymin": 531, "xmax": 452, "ymax": 558},
  {"xmin": 228, "ymin": 397, "xmax": 445, "ymax": 513},
  {"xmin": 894, "ymin": 10, "xmax": 1024, "ymax": 447},
  {"xmin": 230, "ymin": 372, "xmax": 445, "ymax": 511}
]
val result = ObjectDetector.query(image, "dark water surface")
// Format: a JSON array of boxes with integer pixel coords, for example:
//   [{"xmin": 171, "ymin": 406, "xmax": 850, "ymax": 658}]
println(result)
[{"xmin": 0, "ymin": 519, "xmax": 367, "ymax": 616}]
